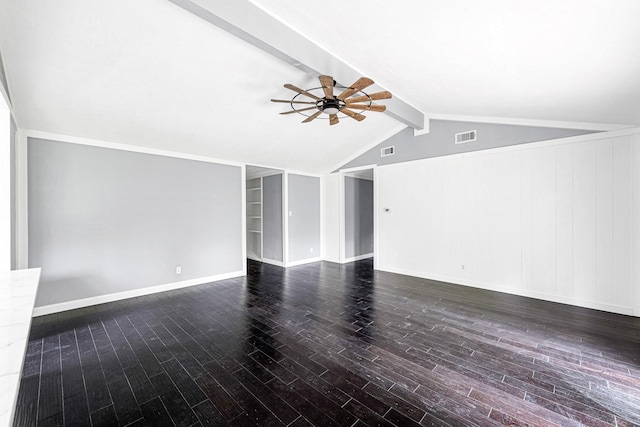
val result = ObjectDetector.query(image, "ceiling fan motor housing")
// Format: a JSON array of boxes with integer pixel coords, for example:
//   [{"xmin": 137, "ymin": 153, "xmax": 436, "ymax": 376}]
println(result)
[{"xmin": 320, "ymin": 98, "xmax": 344, "ymax": 115}]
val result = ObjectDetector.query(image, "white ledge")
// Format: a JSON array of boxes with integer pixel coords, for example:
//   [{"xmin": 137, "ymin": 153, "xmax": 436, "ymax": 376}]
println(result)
[{"xmin": 0, "ymin": 268, "xmax": 41, "ymax": 427}]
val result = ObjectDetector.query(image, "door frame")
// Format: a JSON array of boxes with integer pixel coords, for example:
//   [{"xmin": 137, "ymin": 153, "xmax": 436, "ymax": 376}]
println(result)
[{"xmin": 339, "ymin": 164, "xmax": 377, "ymax": 266}]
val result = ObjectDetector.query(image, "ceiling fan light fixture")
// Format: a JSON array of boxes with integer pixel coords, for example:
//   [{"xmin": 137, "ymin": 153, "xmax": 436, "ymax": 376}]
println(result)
[{"xmin": 320, "ymin": 97, "xmax": 343, "ymax": 115}]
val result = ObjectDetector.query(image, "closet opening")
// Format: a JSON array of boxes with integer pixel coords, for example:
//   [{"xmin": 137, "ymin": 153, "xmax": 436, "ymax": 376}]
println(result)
[{"xmin": 246, "ymin": 166, "xmax": 284, "ymax": 266}]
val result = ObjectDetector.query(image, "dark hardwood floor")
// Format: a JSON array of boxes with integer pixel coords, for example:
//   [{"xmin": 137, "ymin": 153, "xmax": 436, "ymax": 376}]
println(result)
[{"xmin": 14, "ymin": 259, "xmax": 640, "ymax": 426}]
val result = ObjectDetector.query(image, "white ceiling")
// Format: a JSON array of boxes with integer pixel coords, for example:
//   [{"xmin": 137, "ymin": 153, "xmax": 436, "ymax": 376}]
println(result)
[{"xmin": 1, "ymin": 1, "xmax": 639, "ymax": 174}]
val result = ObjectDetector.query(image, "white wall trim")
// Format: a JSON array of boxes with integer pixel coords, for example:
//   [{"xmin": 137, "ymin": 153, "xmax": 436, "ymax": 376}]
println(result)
[
  {"xmin": 15, "ymin": 129, "xmax": 28, "ymax": 269},
  {"xmin": 633, "ymin": 133, "xmax": 640, "ymax": 316},
  {"xmin": 23, "ymin": 129, "xmax": 245, "ymax": 167},
  {"xmin": 260, "ymin": 176, "xmax": 264, "ymax": 261},
  {"xmin": 287, "ymin": 256, "xmax": 322, "ymax": 267},
  {"xmin": 283, "ymin": 171, "xmax": 290, "ymax": 267},
  {"xmin": 246, "ymin": 168, "xmax": 283, "ymax": 180},
  {"xmin": 32, "ymin": 270, "xmax": 244, "ymax": 317},
  {"xmin": 423, "ymin": 113, "xmax": 632, "ymax": 132},
  {"xmin": 281, "ymin": 169, "xmax": 323, "ymax": 178},
  {"xmin": 340, "ymin": 164, "xmax": 378, "ymax": 174},
  {"xmin": 280, "ymin": 172, "xmax": 286, "ymax": 265},
  {"xmin": 262, "ymin": 258, "xmax": 284, "ymax": 267},
  {"xmin": 319, "ymin": 173, "xmax": 325, "ymax": 267},
  {"xmin": 338, "ymin": 170, "xmax": 346, "ymax": 263},
  {"xmin": 343, "ymin": 253, "xmax": 374, "ymax": 263},
  {"xmin": 377, "ymin": 265, "xmax": 635, "ymax": 316},
  {"xmin": 241, "ymin": 164, "xmax": 247, "ymax": 274},
  {"xmin": 373, "ymin": 166, "xmax": 379, "ymax": 271}
]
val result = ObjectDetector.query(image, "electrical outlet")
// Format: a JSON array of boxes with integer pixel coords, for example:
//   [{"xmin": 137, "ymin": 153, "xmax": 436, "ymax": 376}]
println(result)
[
  {"xmin": 176, "ymin": 266, "xmax": 182, "ymax": 275},
  {"xmin": 310, "ymin": 248, "xmax": 314, "ymax": 253},
  {"xmin": 461, "ymin": 264, "xmax": 465, "ymax": 270}
]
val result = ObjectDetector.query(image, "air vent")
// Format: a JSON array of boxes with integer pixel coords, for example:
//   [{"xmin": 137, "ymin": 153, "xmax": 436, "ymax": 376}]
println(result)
[
  {"xmin": 381, "ymin": 146, "xmax": 395, "ymax": 157},
  {"xmin": 455, "ymin": 130, "xmax": 477, "ymax": 144}
]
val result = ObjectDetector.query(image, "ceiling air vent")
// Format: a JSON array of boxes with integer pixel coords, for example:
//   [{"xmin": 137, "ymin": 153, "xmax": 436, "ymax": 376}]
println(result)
[
  {"xmin": 455, "ymin": 130, "xmax": 477, "ymax": 144},
  {"xmin": 381, "ymin": 146, "xmax": 395, "ymax": 157}
]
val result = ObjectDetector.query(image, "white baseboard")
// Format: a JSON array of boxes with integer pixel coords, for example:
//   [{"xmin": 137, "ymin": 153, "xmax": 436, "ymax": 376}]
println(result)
[
  {"xmin": 32, "ymin": 270, "xmax": 245, "ymax": 317},
  {"xmin": 343, "ymin": 253, "xmax": 374, "ymax": 263},
  {"xmin": 286, "ymin": 257, "xmax": 322, "ymax": 267},
  {"xmin": 376, "ymin": 265, "xmax": 636, "ymax": 317},
  {"xmin": 262, "ymin": 258, "xmax": 284, "ymax": 267}
]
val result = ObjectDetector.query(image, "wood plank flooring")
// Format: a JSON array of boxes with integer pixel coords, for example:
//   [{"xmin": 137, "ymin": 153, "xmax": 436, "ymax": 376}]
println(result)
[{"xmin": 13, "ymin": 259, "xmax": 640, "ymax": 426}]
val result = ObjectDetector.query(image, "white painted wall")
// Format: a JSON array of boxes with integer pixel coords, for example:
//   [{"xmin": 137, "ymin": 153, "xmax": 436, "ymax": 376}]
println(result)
[
  {"xmin": 376, "ymin": 129, "xmax": 640, "ymax": 316},
  {"xmin": 0, "ymin": 96, "xmax": 9, "ymax": 271}
]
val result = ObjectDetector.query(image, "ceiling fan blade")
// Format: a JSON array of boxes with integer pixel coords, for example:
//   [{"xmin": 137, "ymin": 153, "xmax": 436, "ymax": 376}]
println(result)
[
  {"xmin": 319, "ymin": 75, "xmax": 334, "ymax": 99},
  {"xmin": 280, "ymin": 106, "xmax": 318, "ymax": 115},
  {"xmin": 284, "ymin": 84, "xmax": 322, "ymax": 101},
  {"xmin": 329, "ymin": 114, "xmax": 339, "ymax": 126},
  {"xmin": 337, "ymin": 77, "xmax": 374, "ymax": 100},
  {"xmin": 346, "ymin": 91, "xmax": 392, "ymax": 104},
  {"xmin": 271, "ymin": 99, "xmax": 318, "ymax": 105},
  {"xmin": 344, "ymin": 103, "xmax": 387, "ymax": 112},
  {"xmin": 341, "ymin": 108, "xmax": 366, "ymax": 121},
  {"xmin": 302, "ymin": 110, "xmax": 323, "ymax": 123}
]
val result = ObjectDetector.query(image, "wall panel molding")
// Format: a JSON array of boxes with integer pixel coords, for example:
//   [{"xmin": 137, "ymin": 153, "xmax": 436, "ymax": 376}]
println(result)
[{"xmin": 376, "ymin": 128, "xmax": 640, "ymax": 316}]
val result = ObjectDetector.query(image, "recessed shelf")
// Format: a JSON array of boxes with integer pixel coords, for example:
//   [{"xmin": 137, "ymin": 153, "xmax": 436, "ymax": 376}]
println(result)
[{"xmin": 247, "ymin": 177, "xmax": 262, "ymax": 260}]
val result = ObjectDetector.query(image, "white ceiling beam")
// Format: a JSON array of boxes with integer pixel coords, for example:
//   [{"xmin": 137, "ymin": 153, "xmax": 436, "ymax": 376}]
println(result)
[{"xmin": 168, "ymin": 0, "xmax": 427, "ymax": 131}]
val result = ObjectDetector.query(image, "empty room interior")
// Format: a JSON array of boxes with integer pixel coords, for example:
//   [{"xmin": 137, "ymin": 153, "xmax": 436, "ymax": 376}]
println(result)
[{"xmin": 2, "ymin": 1, "xmax": 640, "ymax": 426}]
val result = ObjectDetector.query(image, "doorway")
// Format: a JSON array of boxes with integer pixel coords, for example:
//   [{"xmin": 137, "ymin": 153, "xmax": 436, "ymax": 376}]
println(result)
[
  {"xmin": 340, "ymin": 167, "xmax": 375, "ymax": 264},
  {"xmin": 246, "ymin": 165, "xmax": 284, "ymax": 266}
]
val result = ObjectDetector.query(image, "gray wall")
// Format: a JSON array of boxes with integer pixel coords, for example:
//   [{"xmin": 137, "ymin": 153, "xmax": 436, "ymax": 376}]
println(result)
[
  {"xmin": 10, "ymin": 115, "xmax": 16, "ymax": 270},
  {"xmin": 262, "ymin": 174, "xmax": 283, "ymax": 262},
  {"xmin": 338, "ymin": 119, "xmax": 597, "ymax": 170},
  {"xmin": 28, "ymin": 138, "xmax": 243, "ymax": 307},
  {"xmin": 288, "ymin": 174, "xmax": 320, "ymax": 263},
  {"xmin": 345, "ymin": 177, "xmax": 373, "ymax": 259}
]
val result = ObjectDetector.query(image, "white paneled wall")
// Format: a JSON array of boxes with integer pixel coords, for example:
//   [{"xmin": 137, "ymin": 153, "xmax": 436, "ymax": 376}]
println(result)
[{"xmin": 376, "ymin": 130, "xmax": 640, "ymax": 316}]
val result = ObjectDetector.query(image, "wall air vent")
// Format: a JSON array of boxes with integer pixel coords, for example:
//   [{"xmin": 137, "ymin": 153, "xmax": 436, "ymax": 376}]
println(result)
[
  {"xmin": 455, "ymin": 130, "xmax": 477, "ymax": 144},
  {"xmin": 381, "ymin": 146, "xmax": 395, "ymax": 157}
]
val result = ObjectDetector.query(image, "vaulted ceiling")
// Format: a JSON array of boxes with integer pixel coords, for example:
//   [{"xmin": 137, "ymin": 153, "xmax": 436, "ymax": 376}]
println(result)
[{"xmin": 1, "ymin": 1, "xmax": 639, "ymax": 174}]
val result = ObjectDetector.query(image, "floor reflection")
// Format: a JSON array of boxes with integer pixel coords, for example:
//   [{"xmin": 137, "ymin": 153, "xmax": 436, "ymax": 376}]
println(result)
[{"xmin": 341, "ymin": 259, "xmax": 376, "ymax": 344}]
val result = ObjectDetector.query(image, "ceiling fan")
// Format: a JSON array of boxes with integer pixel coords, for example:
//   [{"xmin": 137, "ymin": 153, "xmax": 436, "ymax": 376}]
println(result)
[{"xmin": 271, "ymin": 75, "xmax": 392, "ymax": 125}]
